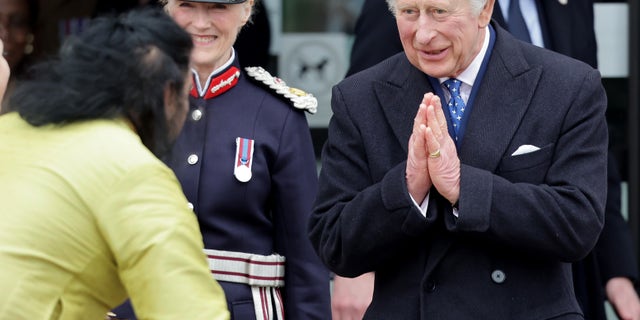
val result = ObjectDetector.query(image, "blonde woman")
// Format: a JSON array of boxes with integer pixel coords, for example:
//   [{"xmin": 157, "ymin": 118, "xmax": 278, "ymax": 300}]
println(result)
[{"xmin": 113, "ymin": 1, "xmax": 331, "ymax": 319}]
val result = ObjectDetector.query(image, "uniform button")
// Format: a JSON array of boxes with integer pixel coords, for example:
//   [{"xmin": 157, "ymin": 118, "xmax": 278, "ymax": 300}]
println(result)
[
  {"xmin": 187, "ymin": 202, "xmax": 194, "ymax": 210},
  {"xmin": 191, "ymin": 109, "xmax": 203, "ymax": 121},
  {"xmin": 187, "ymin": 154, "xmax": 199, "ymax": 165},
  {"xmin": 491, "ymin": 270, "xmax": 506, "ymax": 284}
]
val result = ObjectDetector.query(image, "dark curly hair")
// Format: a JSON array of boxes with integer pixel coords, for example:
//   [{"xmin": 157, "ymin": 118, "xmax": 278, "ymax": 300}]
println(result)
[{"xmin": 7, "ymin": 7, "xmax": 193, "ymax": 156}]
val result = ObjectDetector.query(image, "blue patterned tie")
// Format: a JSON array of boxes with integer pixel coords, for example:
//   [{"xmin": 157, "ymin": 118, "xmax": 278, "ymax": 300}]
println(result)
[
  {"xmin": 508, "ymin": 0, "xmax": 531, "ymax": 43},
  {"xmin": 443, "ymin": 78, "xmax": 466, "ymax": 141}
]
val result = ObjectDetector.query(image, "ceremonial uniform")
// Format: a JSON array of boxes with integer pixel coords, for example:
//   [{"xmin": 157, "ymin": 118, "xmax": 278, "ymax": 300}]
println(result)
[{"xmin": 166, "ymin": 53, "xmax": 330, "ymax": 320}]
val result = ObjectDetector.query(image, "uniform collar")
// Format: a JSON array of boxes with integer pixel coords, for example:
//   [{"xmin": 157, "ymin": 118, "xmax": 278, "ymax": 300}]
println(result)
[{"xmin": 190, "ymin": 49, "xmax": 241, "ymax": 99}]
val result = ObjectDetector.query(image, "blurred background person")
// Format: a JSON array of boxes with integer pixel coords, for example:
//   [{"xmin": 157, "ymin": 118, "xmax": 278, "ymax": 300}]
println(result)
[
  {"xmin": 93, "ymin": 0, "xmax": 160, "ymax": 15},
  {"xmin": 344, "ymin": 0, "xmax": 399, "ymax": 78},
  {"xmin": 0, "ymin": 0, "xmax": 37, "ymax": 74},
  {"xmin": 0, "ymin": 8, "xmax": 229, "ymax": 319},
  {"xmin": 233, "ymin": 0, "xmax": 272, "ymax": 71},
  {"xmin": 0, "ymin": 0, "xmax": 37, "ymax": 108},
  {"xmin": 31, "ymin": 0, "xmax": 158, "ymax": 66},
  {"xmin": 334, "ymin": 1, "xmax": 640, "ymax": 320},
  {"xmin": 112, "ymin": 0, "xmax": 331, "ymax": 319}
]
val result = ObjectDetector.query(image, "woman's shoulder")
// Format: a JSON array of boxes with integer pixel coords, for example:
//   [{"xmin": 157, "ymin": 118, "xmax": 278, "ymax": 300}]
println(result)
[{"xmin": 64, "ymin": 118, "xmax": 163, "ymax": 171}]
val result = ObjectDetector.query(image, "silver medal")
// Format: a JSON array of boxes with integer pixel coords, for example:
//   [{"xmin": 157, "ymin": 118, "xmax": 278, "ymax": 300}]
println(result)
[{"xmin": 235, "ymin": 165, "xmax": 252, "ymax": 182}]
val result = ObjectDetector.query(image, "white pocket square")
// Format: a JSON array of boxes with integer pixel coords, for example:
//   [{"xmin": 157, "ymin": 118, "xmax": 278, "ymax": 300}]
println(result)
[{"xmin": 511, "ymin": 144, "xmax": 541, "ymax": 156}]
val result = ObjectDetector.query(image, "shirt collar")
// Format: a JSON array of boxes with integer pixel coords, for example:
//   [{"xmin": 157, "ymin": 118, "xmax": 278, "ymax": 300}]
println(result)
[{"xmin": 439, "ymin": 26, "xmax": 491, "ymax": 88}]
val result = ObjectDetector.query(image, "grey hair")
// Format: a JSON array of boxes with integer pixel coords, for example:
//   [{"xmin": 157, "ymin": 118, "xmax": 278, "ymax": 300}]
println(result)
[{"xmin": 385, "ymin": 0, "xmax": 488, "ymax": 16}]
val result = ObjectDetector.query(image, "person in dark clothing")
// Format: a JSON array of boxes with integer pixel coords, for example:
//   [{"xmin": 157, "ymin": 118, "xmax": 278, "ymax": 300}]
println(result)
[
  {"xmin": 234, "ymin": 0, "xmax": 272, "ymax": 71},
  {"xmin": 331, "ymin": 0, "xmax": 640, "ymax": 319},
  {"xmin": 112, "ymin": 0, "xmax": 331, "ymax": 319}
]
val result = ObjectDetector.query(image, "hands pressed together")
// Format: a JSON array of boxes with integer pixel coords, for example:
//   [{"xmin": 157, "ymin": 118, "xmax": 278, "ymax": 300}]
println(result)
[{"xmin": 406, "ymin": 93, "xmax": 460, "ymax": 206}]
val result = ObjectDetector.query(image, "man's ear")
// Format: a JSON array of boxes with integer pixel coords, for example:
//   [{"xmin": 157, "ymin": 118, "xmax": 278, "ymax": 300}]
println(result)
[{"xmin": 479, "ymin": 0, "xmax": 495, "ymax": 28}]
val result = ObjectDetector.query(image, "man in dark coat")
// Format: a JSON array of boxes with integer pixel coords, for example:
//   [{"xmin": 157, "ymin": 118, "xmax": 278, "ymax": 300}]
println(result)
[
  {"xmin": 333, "ymin": 1, "xmax": 639, "ymax": 318},
  {"xmin": 311, "ymin": 0, "xmax": 609, "ymax": 318}
]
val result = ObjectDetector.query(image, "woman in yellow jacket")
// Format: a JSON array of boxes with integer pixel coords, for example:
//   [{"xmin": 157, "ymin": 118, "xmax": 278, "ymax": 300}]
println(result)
[{"xmin": 0, "ymin": 8, "xmax": 229, "ymax": 320}]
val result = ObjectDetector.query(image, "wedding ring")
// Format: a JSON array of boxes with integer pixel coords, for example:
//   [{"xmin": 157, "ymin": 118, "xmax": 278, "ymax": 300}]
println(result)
[{"xmin": 429, "ymin": 149, "xmax": 441, "ymax": 158}]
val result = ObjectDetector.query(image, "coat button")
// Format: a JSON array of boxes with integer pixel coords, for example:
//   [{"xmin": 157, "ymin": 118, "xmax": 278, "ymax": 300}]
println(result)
[
  {"xmin": 491, "ymin": 270, "xmax": 506, "ymax": 284},
  {"xmin": 425, "ymin": 280, "xmax": 436, "ymax": 292},
  {"xmin": 187, "ymin": 154, "xmax": 199, "ymax": 165},
  {"xmin": 187, "ymin": 202, "xmax": 194, "ymax": 210},
  {"xmin": 191, "ymin": 109, "xmax": 203, "ymax": 121}
]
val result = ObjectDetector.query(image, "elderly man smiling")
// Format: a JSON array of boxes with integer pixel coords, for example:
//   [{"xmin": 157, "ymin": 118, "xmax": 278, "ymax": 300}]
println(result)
[{"xmin": 309, "ymin": 0, "xmax": 608, "ymax": 319}]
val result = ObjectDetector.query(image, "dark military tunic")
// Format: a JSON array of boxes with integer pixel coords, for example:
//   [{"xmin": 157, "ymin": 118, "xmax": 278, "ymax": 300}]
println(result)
[
  {"xmin": 113, "ymin": 54, "xmax": 330, "ymax": 320},
  {"xmin": 167, "ymin": 55, "xmax": 330, "ymax": 320}
]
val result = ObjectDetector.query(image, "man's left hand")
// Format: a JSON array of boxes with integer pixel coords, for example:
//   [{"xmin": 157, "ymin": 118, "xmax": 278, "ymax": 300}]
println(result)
[{"xmin": 423, "ymin": 93, "xmax": 460, "ymax": 205}]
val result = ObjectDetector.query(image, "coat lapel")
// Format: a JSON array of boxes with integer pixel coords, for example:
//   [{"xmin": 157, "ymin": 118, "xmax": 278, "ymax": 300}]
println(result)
[
  {"xmin": 377, "ymin": 25, "xmax": 542, "ymax": 276},
  {"xmin": 374, "ymin": 56, "xmax": 435, "ymax": 154},
  {"xmin": 372, "ymin": 25, "xmax": 542, "ymax": 174},
  {"xmin": 423, "ymin": 25, "xmax": 542, "ymax": 276},
  {"xmin": 459, "ymin": 25, "xmax": 541, "ymax": 172},
  {"xmin": 362, "ymin": 26, "xmax": 542, "ymax": 277}
]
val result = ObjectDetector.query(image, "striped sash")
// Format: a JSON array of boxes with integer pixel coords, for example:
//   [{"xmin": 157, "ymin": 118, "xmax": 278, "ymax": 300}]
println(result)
[{"xmin": 204, "ymin": 249, "xmax": 285, "ymax": 319}]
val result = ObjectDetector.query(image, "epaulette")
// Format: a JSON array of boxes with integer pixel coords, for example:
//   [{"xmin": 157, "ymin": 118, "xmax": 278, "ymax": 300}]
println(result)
[{"xmin": 245, "ymin": 66, "xmax": 317, "ymax": 114}]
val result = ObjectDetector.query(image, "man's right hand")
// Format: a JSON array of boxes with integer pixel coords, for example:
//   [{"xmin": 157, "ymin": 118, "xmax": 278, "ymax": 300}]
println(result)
[{"xmin": 406, "ymin": 94, "xmax": 440, "ymax": 203}]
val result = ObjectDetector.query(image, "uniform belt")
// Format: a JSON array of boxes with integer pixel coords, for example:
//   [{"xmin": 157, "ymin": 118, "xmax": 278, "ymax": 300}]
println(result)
[{"xmin": 204, "ymin": 249, "xmax": 285, "ymax": 320}]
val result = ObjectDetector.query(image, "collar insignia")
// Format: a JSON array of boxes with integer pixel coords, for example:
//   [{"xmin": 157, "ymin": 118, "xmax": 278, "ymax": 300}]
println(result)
[{"xmin": 191, "ymin": 66, "xmax": 241, "ymax": 100}]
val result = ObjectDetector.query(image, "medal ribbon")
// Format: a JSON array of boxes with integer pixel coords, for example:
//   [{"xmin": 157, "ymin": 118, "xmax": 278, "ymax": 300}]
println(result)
[
  {"xmin": 236, "ymin": 138, "xmax": 253, "ymax": 168},
  {"xmin": 234, "ymin": 138, "xmax": 255, "ymax": 182}
]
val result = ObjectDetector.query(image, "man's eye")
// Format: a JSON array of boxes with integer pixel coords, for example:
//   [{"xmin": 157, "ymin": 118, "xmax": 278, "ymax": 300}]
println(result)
[
  {"xmin": 432, "ymin": 8, "xmax": 448, "ymax": 15},
  {"xmin": 400, "ymin": 8, "xmax": 418, "ymax": 15}
]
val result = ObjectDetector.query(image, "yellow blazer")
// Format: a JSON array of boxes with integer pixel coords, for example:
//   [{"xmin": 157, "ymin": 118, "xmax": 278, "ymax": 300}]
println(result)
[{"xmin": 0, "ymin": 113, "xmax": 229, "ymax": 320}]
